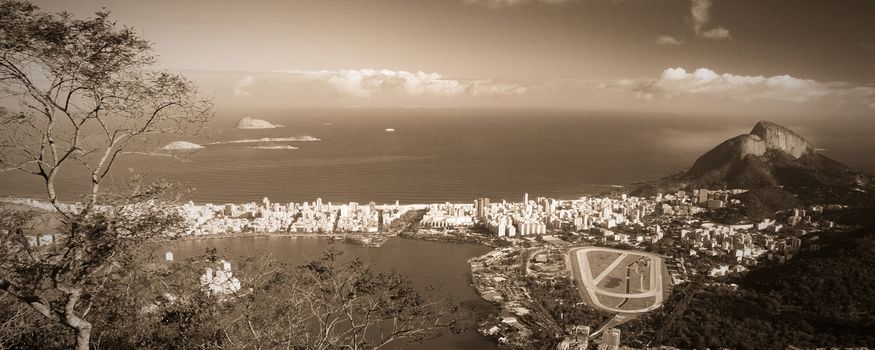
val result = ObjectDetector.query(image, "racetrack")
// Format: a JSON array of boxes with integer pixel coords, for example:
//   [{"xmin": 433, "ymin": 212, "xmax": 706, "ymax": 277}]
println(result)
[{"xmin": 569, "ymin": 246, "xmax": 665, "ymax": 314}]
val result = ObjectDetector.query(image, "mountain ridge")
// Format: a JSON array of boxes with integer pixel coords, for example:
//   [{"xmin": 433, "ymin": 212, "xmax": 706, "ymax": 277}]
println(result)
[
  {"xmin": 687, "ymin": 120, "xmax": 815, "ymax": 178},
  {"xmin": 634, "ymin": 120, "xmax": 873, "ymax": 217}
]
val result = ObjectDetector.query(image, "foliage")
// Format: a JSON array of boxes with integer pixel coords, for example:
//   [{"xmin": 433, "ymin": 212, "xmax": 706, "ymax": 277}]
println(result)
[
  {"xmin": 0, "ymin": 185, "xmax": 189, "ymax": 349},
  {"xmin": 1, "ymin": 247, "xmax": 468, "ymax": 350},
  {"xmin": 523, "ymin": 275, "xmax": 611, "ymax": 349},
  {"xmin": 0, "ymin": 1, "xmax": 212, "ymax": 348},
  {"xmin": 622, "ymin": 226, "xmax": 875, "ymax": 349},
  {"xmin": 0, "ymin": 0, "xmax": 212, "ymax": 208},
  {"xmin": 694, "ymin": 207, "xmax": 749, "ymax": 225}
]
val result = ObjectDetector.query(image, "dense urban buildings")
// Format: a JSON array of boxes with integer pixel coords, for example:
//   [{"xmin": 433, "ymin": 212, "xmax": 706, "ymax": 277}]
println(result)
[
  {"xmin": 2, "ymin": 186, "xmax": 840, "ymax": 349},
  {"xmin": 177, "ymin": 197, "xmax": 411, "ymax": 235}
]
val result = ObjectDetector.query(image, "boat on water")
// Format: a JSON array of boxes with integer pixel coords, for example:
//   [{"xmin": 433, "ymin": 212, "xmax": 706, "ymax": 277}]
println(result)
[{"xmin": 385, "ymin": 128, "xmax": 395, "ymax": 132}]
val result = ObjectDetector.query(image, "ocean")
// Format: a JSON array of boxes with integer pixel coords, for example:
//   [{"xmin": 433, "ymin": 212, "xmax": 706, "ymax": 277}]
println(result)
[{"xmin": 2, "ymin": 108, "xmax": 872, "ymax": 204}]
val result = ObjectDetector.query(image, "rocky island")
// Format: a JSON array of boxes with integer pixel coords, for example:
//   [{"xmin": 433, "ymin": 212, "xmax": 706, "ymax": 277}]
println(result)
[
  {"xmin": 160, "ymin": 141, "xmax": 204, "ymax": 150},
  {"xmin": 235, "ymin": 116, "xmax": 282, "ymax": 129}
]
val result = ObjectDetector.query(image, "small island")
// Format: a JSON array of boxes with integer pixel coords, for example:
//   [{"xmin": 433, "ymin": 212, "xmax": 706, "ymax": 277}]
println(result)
[
  {"xmin": 160, "ymin": 141, "xmax": 204, "ymax": 150},
  {"xmin": 248, "ymin": 145, "xmax": 299, "ymax": 150},
  {"xmin": 236, "ymin": 116, "xmax": 282, "ymax": 129}
]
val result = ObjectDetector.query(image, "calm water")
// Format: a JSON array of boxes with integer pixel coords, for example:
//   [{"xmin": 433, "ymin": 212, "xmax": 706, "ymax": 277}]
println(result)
[
  {"xmin": 163, "ymin": 237, "xmax": 495, "ymax": 350},
  {"xmin": 2, "ymin": 108, "xmax": 873, "ymax": 203}
]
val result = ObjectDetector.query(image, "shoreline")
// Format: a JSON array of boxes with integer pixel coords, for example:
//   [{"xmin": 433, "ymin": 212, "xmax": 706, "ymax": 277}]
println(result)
[
  {"xmin": 1, "ymin": 187, "xmax": 630, "ymax": 210},
  {"xmin": 155, "ymin": 233, "xmax": 382, "ymax": 248},
  {"xmin": 155, "ymin": 232, "xmax": 338, "ymax": 243},
  {"xmin": 155, "ymin": 230, "xmax": 495, "ymax": 247}
]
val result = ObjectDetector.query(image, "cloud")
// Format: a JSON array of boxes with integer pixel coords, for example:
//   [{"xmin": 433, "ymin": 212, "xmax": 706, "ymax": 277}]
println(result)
[
  {"xmin": 464, "ymin": 0, "xmax": 628, "ymax": 7},
  {"xmin": 690, "ymin": 0, "xmax": 730, "ymax": 40},
  {"xmin": 464, "ymin": 0, "xmax": 574, "ymax": 7},
  {"xmin": 656, "ymin": 35, "xmax": 683, "ymax": 46},
  {"xmin": 699, "ymin": 27, "xmax": 730, "ymax": 40},
  {"xmin": 599, "ymin": 67, "xmax": 875, "ymax": 107},
  {"xmin": 640, "ymin": 67, "xmax": 829, "ymax": 102},
  {"xmin": 469, "ymin": 80, "xmax": 530, "ymax": 96},
  {"xmin": 233, "ymin": 76, "xmax": 255, "ymax": 96},
  {"xmin": 280, "ymin": 69, "xmax": 527, "ymax": 98}
]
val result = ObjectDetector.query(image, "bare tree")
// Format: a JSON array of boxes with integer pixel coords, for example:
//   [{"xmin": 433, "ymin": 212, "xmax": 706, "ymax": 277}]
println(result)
[
  {"xmin": 291, "ymin": 251, "xmax": 464, "ymax": 349},
  {"xmin": 0, "ymin": 3, "xmax": 467, "ymax": 350},
  {"xmin": 39, "ymin": 247, "xmax": 468, "ymax": 350},
  {"xmin": 214, "ymin": 249, "xmax": 467, "ymax": 350},
  {"xmin": 0, "ymin": 1, "xmax": 212, "ymax": 349}
]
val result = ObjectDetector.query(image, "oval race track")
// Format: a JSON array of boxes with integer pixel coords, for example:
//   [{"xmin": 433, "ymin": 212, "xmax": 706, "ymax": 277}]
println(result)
[{"xmin": 568, "ymin": 246, "xmax": 666, "ymax": 314}]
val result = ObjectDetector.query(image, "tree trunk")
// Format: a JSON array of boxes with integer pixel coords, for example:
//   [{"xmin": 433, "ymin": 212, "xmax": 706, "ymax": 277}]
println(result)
[
  {"xmin": 63, "ymin": 288, "xmax": 92, "ymax": 350},
  {"xmin": 75, "ymin": 324, "xmax": 92, "ymax": 350}
]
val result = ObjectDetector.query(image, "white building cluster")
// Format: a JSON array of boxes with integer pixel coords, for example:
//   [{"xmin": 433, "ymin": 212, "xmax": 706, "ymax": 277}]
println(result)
[
  {"xmin": 678, "ymin": 218, "xmax": 806, "ymax": 264},
  {"xmin": 562, "ymin": 194, "xmax": 654, "ymax": 230},
  {"xmin": 420, "ymin": 193, "xmax": 660, "ymax": 239},
  {"xmin": 680, "ymin": 223, "xmax": 761, "ymax": 262},
  {"xmin": 420, "ymin": 202, "xmax": 476, "ymax": 228},
  {"xmin": 178, "ymin": 198, "xmax": 409, "ymax": 236},
  {"xmin": 199, "ymin": 260, "xmax": 242, "ymax": 295},
  {"xmin": 656, "ymin": 189, "xmax": 746, "ymax": 215}
]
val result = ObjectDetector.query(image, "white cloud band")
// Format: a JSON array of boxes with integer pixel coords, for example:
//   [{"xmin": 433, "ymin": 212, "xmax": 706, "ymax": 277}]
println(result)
[
  {"xmin": 463, "ymin": 0, "xmax": 574, "ymax": 7},
  {"xmin": 604, "ymin": 67, "xmax": 875, "ymax": 107},
  {"xmin": 278, "ymin": 69, "xmax": 527, "ymax": 98},
  {"xmin": 656, "ymin": 35, "xmax": 683, "ymax": 46}
]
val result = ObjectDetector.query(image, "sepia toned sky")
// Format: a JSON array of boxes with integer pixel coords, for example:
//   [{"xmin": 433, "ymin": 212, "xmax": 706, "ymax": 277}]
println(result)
[{"xmin": 27, "ymin": 0, "xmax": 875, "ymax": 117}]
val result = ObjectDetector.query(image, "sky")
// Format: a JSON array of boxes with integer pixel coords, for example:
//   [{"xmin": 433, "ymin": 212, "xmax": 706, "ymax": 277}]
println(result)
[{"xmin": 27, "ymin": 0, "xmax": 875, "ymax": 118}]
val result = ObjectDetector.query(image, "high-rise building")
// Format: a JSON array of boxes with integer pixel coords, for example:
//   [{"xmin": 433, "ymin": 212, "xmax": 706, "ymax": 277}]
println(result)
[
  {"xmin": 476, "ymin": 197, "xmax": 491, "ymax": 219},
  {"xmin": 604, "ymin": 328, "xmax": 620, "ymax": 350}
]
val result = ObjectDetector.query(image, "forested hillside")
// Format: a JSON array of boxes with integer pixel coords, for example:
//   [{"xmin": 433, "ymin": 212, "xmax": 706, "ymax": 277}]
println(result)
[{"xmin": 621, "ymin": 225, "xmax": 875, "ymax": 349}]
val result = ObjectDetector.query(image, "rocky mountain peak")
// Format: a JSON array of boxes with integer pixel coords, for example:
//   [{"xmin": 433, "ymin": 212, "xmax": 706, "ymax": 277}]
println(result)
[
  {"xmin": 750, "ymin": 120, "xmax": 814, "ymax": 158},
  {"xmin": 636, "ymin": 121, "xmax": 872, "ymax": 214},
  {"xmin": 688, "ymin": 121, "xmax": 817, "ymax": 177}
]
